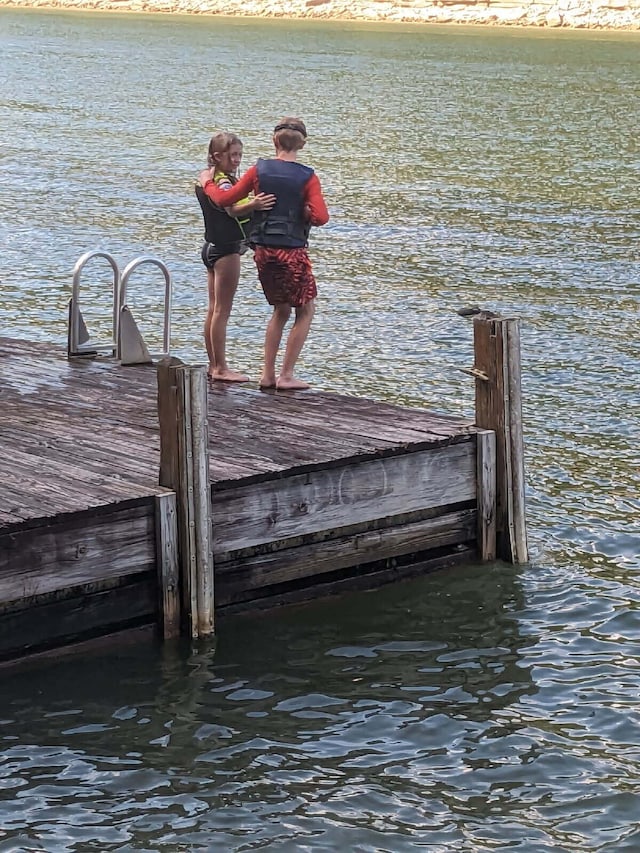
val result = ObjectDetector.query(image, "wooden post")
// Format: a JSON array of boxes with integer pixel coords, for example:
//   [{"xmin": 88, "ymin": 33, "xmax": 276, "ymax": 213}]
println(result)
[
  {"xmin": 473, "ymin": 315, "xmax": 528, "ymax": 563},
  {"xmin": 188, "ymin": 368, "xmax": 214, "ymax": 637},
  {"xmin": 157, "ymin": 359, "xmax": 215, "ymax": 638},
  {"xmin": 157, "ymin": 357, "xmax": 184, "ymax": 489},
  {"xmin": 155, "ymin": 491, "xmax": 180, "ymax": 639},
  {"xmin": 475, "ymin": 429, "xmax": 496, "ymax": 561}
]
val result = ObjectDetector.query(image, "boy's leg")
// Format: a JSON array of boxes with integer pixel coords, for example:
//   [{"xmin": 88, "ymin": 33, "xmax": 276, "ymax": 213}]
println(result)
[
  {"xmin": 261, "ymin": 303, "xmax": 291, "ymax": 389},
  {"xmin": 209, "ymin": 253, "xmax": 248, "ymax": 383},
  {"xmin": 277, "ymin": 299, "xmax": 315, "ymax": 390}
]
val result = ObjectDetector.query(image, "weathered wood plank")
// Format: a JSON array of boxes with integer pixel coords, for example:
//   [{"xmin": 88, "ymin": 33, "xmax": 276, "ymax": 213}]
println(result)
[
  {"xmin": 473, "ymin": 316, "xmax": 528, "ymax": 563},
  {"xmin": 0, "ymin": 425, "xmax": 158, "ymax": 484},
  {"xmin": 245, "ymin": 385, "xmax": 474, "ymax": 429},
  {"xmin": 1, "ymin": 338, "xmax": 482, "ymax": 531},
  {"xmin": 190, "ymin": 367, "xmax": 214, "ymax": 636},
  {"xmin": 0, "ymin": 576, "xmax": 157, "ymax": 661},
  {"xmin": 156, "ymin": 363, "xmax": 215, "ymax": 638},
  {"xmin": 0, "ymin": 480, "xmax": 72, "ymax": 521},
  {"xmin": 209, "ymin": 388, "xmax": 474, "ymax": 448},
  {"xmin": 155, "ymin": 492, "xmax": 180, "ymax": 639},
  {"xmin": 476, "ymin": 430, "xmax": 497, "ymax": 561},
  {"xmin": 2, "ymin": 444, "xmax": 156, "ymax": 497},
  {"xmin": 208, "ymin": 397, "xmax": 432, "ymax": 451},
  {"xmin": 0, "ymin": 336, "xmax": 493, "ymax": 653},
  {"xmin": 211, "ymin": 441, "xmax": 476, "ymax": 553},
  {"xmin": 215, "ymin": 508, "xmax": 477, "ymax": 605},
  {"xmin": 0, "ymin": 450, "xmax": 157, "ymax": 522},
  {"xmin": 176, "ymin": 366, "xmax": 199, "ymax": 636},
  {"xmin": 157, "ymin": 356, "xmax": 183, "ymax": 489},
  {"xmin": 505, "ymin": 321, "xmax": 528, "ymax": 562},
  {"xmin": 219, "ymin": 547, "xmax": 476, "ymax": 614},
  {"xmin": 0, "ymin": 503, "xmax": 156, "ymax": 605}
]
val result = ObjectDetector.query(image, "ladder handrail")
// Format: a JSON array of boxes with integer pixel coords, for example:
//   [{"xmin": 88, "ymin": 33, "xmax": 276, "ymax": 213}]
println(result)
[
  {"xmin": 69, "ymin": 250, "xmax": 120, "ymax": 356},
  {"xmin": 118, "ymin": 256, "xmax": 172, "ymax": 360}
]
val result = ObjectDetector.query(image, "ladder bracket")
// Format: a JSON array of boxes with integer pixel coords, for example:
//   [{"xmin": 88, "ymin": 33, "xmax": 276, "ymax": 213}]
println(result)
[{"xmin": 119, "ymin": 305, "xmax": 153, "ymax": 366}]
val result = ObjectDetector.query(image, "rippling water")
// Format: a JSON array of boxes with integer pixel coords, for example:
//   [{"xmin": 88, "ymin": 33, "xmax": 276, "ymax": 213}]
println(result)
[{"xmin": 1, "ymin": 10, "xmax": 640, "ymax": 850}]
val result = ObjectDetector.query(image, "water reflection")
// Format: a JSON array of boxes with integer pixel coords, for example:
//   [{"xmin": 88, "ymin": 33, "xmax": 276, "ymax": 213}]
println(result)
[
  {"xmin": 1, "ymin": 562, "xmax": 639, "ymax": 848},
  {"xmin": 1, "ymin": 564, "xmax": 537, "ymax": 849}
]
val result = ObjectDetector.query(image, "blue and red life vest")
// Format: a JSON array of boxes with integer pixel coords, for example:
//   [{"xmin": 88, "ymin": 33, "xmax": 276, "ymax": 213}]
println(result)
[{"xmin": 250, "ymin": 158, "xmax": 313, "ymax": 249}]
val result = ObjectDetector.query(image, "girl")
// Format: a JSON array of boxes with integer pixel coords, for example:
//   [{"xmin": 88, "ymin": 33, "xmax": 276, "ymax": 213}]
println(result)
[{"xmin": 195, "ymin": 132, "xmax": 275, "ymax": 382}]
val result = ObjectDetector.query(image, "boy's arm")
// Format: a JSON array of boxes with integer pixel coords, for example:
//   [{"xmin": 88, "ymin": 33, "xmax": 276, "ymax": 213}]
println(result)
[
  {"xmin": 209, "ymin": 172, "xmax": 247, "ymax": 218},
  {"xmin": 303, "ymin": 174, "xmax": 329, "ymax": 226},
  {"xmin": 198, "ymin": 165, "xmax": 258, "ymax": 207}
]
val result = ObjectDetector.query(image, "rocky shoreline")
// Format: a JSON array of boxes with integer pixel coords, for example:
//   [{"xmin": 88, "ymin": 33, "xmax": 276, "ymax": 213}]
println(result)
[{"xmin": 2, "ymin": 0, "xmax": 639, "ymax": 29}]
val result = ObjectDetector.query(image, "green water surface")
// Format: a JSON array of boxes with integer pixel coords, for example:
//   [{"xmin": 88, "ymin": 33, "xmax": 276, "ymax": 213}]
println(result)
[{"xmin": 1, "ymin": 11, "xmax": 639, "ymax": 850}]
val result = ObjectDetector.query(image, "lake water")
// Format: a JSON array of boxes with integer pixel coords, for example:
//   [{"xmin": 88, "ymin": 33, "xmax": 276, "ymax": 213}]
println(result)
[{"xmin": 1, "ymin": 9, "xmax": 640, "ymax": 850}]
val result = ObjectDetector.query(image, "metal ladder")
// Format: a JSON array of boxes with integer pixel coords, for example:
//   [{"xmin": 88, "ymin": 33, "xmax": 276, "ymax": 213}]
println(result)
[{"xmin": 67, "ymin": 250, "xmax": 172, "ymax": 366}]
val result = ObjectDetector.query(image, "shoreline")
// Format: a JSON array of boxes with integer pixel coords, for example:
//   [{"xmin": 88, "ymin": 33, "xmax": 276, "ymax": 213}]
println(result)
[{"xmin": 2, "ymin": 0, "xmax": 640, "ymax": 30}]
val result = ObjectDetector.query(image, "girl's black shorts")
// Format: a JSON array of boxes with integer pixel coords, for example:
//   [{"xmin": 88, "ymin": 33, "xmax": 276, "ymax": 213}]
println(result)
[{"xmin": 201, "ymin": 240, "xmax": 249, "ymax": 269}]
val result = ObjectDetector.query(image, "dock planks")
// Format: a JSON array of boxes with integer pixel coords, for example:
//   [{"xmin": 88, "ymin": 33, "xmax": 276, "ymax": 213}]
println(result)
[
  {"xmin": 0, "ymin": 336, "xmax": 485, "ymax": 659},
  {"xmin": 1, "ymin": 337, "xmax": 476, "ymax": 522}
]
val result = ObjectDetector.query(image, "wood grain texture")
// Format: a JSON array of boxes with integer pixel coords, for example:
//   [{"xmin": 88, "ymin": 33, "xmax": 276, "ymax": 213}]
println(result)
[
  {"xmin": 215, "ymin": 508, "xmax": 477, "ymax": 605},
  {"xmin": 0, "ymin": 502, "xmax": 156, "ymax": 605},
  {"xmin": 218, "ymin": 548, "xmax": 476, "ymax": 615},
  {"xmin": 1, "ymin": 337, "xmax": 481, "ymax": 530},
  {"xmin": 211, "ymin": 442, "xmax": 476, "ymax": 553},
  {"xmin": 505, "ymin": 321, "xmax": 529, "ymax": 562},
  {"xmin": 476, "ymin": 430, "xmax": 497, "ymax": 561},
  {"xmin": 473, "ymin": 317, "xmax": 528, "ymax": 562},
  {"xmin": 155, "ymin": 492, "xmax": 180, "ymax": 639}
]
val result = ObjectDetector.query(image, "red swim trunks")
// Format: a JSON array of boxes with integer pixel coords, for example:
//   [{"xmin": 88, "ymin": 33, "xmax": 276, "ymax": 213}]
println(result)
[{"xmin": 253, "ymin": 246, "xmax": 317, "ymax": 307}]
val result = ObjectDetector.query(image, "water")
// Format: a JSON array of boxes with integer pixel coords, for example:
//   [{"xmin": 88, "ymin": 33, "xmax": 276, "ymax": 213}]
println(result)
[{"xmin": 1, "ymin": 9, "xmax": 640, "ymax": 850}]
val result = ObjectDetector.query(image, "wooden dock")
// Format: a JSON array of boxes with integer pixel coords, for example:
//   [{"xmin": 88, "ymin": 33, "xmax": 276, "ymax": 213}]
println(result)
[{"xmin": 0, "ymin": 331, "xmax": 520, "ymax": 662}]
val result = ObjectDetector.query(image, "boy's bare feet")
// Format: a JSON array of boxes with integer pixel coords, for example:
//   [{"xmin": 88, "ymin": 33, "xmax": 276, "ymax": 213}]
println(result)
[
  {"xmin": 259, "ymin": 372, "xmax": 277, "ymax": 389},
  {"xmin": 209, "ymin": 368, "xmax": 249, "ymax": 383},
  {"xmin": 276, "ymin": 375, "xmax": 310, "ymax": 391}
]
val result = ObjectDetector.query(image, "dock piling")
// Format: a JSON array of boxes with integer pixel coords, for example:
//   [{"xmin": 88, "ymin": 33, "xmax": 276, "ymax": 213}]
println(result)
[
  {"xmin": 157, "ymin": 359, "xmax": 214, "ymax": 638},
  {"xmin": 475, "ymin": 429, "xmax": 497, "ymax": 561},
  {"xmin": 472, "ymin": 315, "xmax": 528, "ymax": 563},
  {"xmin": 154, "ymin": 492, "xmax": 180, "ymax": 639}
]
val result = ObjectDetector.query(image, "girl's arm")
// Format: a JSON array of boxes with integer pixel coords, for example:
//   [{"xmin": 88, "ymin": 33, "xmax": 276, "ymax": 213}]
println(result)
[{"xmin": 224, "ymin": 200, "xmax": 249, "ymax": 217}]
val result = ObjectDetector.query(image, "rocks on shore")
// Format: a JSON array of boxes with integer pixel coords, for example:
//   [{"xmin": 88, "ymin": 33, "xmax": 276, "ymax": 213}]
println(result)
[{"xmin": 1, "ymin": 0, "xmax": 639, "ymax": 29}]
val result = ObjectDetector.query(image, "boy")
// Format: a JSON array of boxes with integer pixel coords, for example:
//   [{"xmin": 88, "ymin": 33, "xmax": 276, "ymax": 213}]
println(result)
[{"xmin": 199, "ymin": 117, "xmax": 329, "ymax": 390}]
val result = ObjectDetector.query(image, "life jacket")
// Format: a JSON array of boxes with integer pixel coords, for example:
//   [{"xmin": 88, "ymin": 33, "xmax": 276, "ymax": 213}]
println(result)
[
  {"xmin": 250, "ymin": 158, "xmax": 313, "ymax": 248},
  {"xmin": 195, "ymin": 176, "xmax": 250, "ymax": 247}
]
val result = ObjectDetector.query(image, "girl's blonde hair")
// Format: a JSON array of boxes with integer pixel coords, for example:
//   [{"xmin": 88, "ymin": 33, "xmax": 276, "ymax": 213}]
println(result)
[
  {"xmin": 273, "ymin": 117, "xmax": 307, "ymax": 153},
  {"xmin": 207, "ymin": 131, "xmax": 243, "ymax": 168}
]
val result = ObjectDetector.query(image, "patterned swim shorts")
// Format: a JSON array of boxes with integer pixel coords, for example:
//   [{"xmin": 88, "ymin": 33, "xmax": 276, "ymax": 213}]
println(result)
[{"xmin": 253, "ymin": 246, "xmax": 317, "ymax": 307}]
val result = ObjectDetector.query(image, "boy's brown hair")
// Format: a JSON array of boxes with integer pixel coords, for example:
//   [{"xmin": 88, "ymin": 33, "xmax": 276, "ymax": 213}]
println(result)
[{"xmin": 273, "ymin": 117, "xmax": 307, "ymax": 153}]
